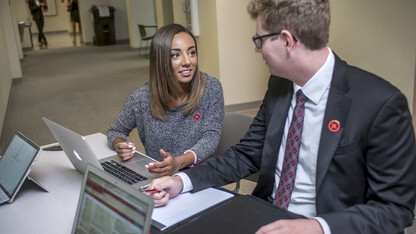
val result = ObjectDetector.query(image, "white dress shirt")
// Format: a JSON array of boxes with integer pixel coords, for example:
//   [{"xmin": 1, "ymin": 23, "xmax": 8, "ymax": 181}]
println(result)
[
  {"xmin": 178, "ymin": 48, "xmax": 335, "ymax": 233},
  {"xmin": 271, "ymin": 48, "xmax": 334, "ymax": 233}
]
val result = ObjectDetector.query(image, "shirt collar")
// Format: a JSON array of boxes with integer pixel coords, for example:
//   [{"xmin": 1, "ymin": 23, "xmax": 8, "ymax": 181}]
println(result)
[{"xmin": 294, "ymin": 47, "xmax": 335, "ymax": 104}]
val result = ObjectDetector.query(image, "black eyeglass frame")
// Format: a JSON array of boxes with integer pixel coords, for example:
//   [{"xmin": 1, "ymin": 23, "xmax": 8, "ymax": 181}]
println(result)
[{"xmin": 252, "ymin": 32, "xmax": 298, "ymax": 49}]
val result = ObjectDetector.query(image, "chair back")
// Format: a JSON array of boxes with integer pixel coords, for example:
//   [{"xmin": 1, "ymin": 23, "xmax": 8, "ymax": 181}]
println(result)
[
  {"xmin": 138, "ymin": 25, "xmax": 147, "ymax": 38},
  {"xmin": 216, "ymin": 112, "xmax": 253, "ymax": 155}
]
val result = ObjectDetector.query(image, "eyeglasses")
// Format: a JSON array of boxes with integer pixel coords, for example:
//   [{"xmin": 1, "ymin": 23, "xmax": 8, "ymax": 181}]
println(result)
[
  {"xmin": 252, "ymin": 32, "xmax": 298, "ymax": 49},
  {"xmin": 252, "ymin": 32, "xmax": 280, "ymax": 49}
]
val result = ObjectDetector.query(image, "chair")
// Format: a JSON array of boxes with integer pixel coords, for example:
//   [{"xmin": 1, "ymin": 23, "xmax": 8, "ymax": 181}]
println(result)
[
  {"xmin": 216, "ymin": 112, "xmax": 258, "ymax": 193},
  {"xmin": 138, "ymin": 25, "xmax": 157, "ymax": 56}
]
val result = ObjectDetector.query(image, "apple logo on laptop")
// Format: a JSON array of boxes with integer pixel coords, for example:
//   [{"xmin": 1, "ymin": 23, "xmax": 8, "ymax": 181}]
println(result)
[{"xmin": 73, "ymin": 150, "xmax": 82, "ymax": 161}]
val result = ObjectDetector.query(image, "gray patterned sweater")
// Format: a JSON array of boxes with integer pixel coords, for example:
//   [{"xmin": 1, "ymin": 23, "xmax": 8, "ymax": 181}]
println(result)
[{"xmin": 107, "ymin": 75, "xmax": 224, "ymax": 163}]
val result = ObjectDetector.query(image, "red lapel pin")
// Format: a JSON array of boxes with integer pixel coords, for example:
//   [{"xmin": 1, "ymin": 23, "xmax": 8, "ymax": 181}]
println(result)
[{"xmin": 328, "ymin": 120, "xmax": 340, "ymax": 132}]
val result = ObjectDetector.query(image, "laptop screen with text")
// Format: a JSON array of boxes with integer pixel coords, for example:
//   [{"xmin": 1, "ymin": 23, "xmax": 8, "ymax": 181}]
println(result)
[
  {"xmin": 0, "ymin": 131, "xmax": 41, "ymax": 204},
  {"xmin": 72, "ymin": 165, "xmax": 153, "ymax": 234}
]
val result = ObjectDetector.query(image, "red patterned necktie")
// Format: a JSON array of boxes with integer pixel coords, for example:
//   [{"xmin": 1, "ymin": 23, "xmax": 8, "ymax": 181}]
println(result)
[{"xmin": 274, "ymin": 90, "xmax": 307, "ymax": 209}]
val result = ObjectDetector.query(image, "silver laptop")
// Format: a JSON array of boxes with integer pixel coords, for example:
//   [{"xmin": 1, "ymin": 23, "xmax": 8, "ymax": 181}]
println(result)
[
  {"xmin": 43, "ymin": 117, "xmax": 157, "ymax": 189},
  {"xmin": 72, "ymin": 164, "xmax": 153, "ymax": 234},
  {"xmin": 0, "ymin": 131, "xmax": 42, "ymax": 205}
]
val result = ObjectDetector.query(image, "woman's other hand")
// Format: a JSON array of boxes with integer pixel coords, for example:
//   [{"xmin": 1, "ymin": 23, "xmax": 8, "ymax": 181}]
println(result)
[
  {"xmin": 113, "ymin": 139, "xmax": 136, "ymax": 161},
  {"xmin": 146, "ymin": 149, "xmax": 181, "ymax": 176}
]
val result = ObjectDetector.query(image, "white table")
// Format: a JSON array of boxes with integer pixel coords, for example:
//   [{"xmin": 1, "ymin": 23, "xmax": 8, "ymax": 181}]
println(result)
[{"xmin": 0, "ymin": 133, "xmax": 115, "ymax": 234}]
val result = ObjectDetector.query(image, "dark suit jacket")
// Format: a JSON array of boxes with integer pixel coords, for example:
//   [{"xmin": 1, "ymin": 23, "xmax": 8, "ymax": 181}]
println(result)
[
  {"xmin": 184, "ymin": 53, "xmax": 416, "ymax": 233},
  {"xmin": 28, "ymin": 0, "xmax": 45, "ymax": 22}
]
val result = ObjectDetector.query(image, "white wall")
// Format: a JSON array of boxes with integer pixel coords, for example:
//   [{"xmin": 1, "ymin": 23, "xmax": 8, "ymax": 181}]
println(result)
[
  {"xmin": 9, "ymin": 0, "xmax": 23, "ymax": 60},
  {"xmin": 112, "ymin": 0, "xmax": 129, "ymax": 41},
  {"xmin": 215, "ymin": 0, "xmax": 269, "ymax": 106},
  {"xmin": 42, "ymin": 0, "xmax": 72, "ymax": 33},
  {"xmin": 1, "ymin": 0, "xmax": 22, "ymax": 79},
  {"xmin": 210, "ymin": 0, "xmax": 416, "ymax": 108},
  {"xmin": 172, "ymin": 0, "xmax": 187, "ymax": 27},
  {"xmin": 329, "ymin": 0, "xmax": 416, "ymax": 109},
  {"xmin": 0, "ymin": 0, "xmax": 15, "ymax": 147},
  {"xmin": 188, "ymin": 0, "xmax": 269, "ymax": 106},
  {"xmin": 195, "ymin": 0, "xmax": 219, "ymax": 78},
  {"xmin": 126, "ymin": 0, "xmax": 157, "ymax": 48}
]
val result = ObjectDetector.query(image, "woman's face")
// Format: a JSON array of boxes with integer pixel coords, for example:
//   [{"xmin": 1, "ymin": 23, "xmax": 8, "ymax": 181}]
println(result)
[{"xmin": 170, "ymin": 32, "xmax": 197, "ymax": 85}]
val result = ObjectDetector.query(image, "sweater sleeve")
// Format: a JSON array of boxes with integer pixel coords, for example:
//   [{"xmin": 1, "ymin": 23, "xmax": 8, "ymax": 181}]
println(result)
[
  {"xmin": 189, "ymin": 75, "xmax": 224, "ymax": 163},
  {"xmin": 107, "ymin": 93, "xmax": 139, "ymax": 149}
]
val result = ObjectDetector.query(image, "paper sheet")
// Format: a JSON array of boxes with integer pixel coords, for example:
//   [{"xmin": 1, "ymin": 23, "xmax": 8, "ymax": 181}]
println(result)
[
  {"xmin": 152, "ymin": 188, "xmax": 234, "ymax": 230},
  {"xmin": 97, "ymin": 6, "xmax": 110, "ymax": 17}
]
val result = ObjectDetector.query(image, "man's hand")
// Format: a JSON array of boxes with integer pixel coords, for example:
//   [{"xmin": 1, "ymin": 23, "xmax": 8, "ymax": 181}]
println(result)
[
  {"xmin": 148, "ymin": 176, "xmax": 184, "ymax": 207},
  {"xmin": 256, "ymin": 219, "xmax": 324, "ymax": 234}
]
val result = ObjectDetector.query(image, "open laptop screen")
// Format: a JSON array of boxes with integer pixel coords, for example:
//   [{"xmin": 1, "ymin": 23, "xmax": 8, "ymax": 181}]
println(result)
[
  {"xmin": 72, "ymin": 165, "xmax": 153, "ymax": 234},
  {"xmin": 0, "ymin": 132, "xmax": 40, "ymax": 198}
]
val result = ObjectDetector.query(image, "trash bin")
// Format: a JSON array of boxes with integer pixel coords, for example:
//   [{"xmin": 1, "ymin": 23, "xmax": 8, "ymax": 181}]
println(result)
[
  {"xmin": 17, "ymin": 21, "xmax": 33, "ymax": 48},
  {"xmin": 91, "ymin": 5, "xmax": 116, "ymax": 46},
  {"xmin": 18, "ymin": 21, "xmax": 26, "ymax": 42}
]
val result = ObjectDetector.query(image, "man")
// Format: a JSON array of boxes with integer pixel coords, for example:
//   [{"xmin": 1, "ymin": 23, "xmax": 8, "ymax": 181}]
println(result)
[
  {"xmin": 150, "ymin": 0, "xmax": 416, "ymax": 233},
  {"xmin": 28, "ymin": 0, "xmax": 48, "ymax": 46}
]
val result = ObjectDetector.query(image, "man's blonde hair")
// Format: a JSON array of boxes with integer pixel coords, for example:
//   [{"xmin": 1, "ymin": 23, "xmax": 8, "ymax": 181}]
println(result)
[{"xmin": 248, "ymin": 0, "xmax": 330, "ymax": 50}]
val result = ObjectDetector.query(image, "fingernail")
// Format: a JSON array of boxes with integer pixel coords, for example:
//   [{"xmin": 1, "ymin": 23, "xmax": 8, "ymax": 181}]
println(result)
[
  {"xmin": 149, "ymin": 163, "xmax": 154, "ymax": 166},
  {"xmin": 145, "ymin": 165, "xmax": 148, "ymax": 168}
]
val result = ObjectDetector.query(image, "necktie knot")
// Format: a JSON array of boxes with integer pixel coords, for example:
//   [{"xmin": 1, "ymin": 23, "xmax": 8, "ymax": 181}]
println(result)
[{"xmin": 296, "ymin": 90, "xmax": 307, "ymax": 104}]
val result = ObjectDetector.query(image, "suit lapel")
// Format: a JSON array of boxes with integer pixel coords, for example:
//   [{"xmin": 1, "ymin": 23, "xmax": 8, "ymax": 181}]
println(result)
[
  {"xmin": 316, "ymin": 55, "xmax": 352, "ymax": 193},
  {"xmin": 263, "ymin": 80, "xmax": 292, "ymax": 175},
  {"xmin": 254, "ymin": 77, "xmax": 293, "ymax": 199}
]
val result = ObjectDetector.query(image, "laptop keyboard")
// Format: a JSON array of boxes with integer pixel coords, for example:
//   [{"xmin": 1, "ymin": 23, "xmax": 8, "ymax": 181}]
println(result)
[{"xmin": 101, "ymin": 160, "xmax": 148, "ymax": 185}]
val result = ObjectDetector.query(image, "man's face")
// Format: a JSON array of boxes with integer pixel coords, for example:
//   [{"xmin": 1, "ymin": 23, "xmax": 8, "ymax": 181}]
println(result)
[{"xmin": 255, "ymin": 17, "xmax": 286, "ymax": 77}]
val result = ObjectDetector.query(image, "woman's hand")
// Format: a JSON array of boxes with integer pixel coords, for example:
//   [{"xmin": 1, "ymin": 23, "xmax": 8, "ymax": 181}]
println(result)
[
  {"xmin": 146, "ymin": 149, "xmax": 181, "ymax": 176},
  {"xmin": 113, "ymin": 139, "xmax": 136, "ymax": 161}
]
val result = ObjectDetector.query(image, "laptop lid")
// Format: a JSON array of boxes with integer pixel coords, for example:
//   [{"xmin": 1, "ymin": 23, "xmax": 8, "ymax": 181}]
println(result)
[
  {"xmin": 42, "ymin": 117, "xmax": 157, "ymax": 189},
  {"xmin": 42, "ymin": 117, "xmax": 102, "ymax": 174},
  {"xmin": 71, "ymin": 164, "xmax": 153, "ymax": 234},
  {"xmin": 0, "ymin": 131, "xmax": 42, "ymax": 204}
]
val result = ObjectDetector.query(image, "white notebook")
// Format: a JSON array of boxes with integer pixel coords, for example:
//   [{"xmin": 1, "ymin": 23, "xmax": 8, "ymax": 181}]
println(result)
[{"xmin": 152, "ymin": 187, "xmax": 234, "ymax": 231}]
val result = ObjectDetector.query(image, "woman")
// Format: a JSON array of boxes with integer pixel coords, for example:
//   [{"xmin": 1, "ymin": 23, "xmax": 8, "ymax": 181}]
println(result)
[
  {"xmin": 28, "ymin": 0, "xmax": 47, "ymax": 46},
  {"xmin": 67, "ymin": 0, "xmax": 83, "ymax": 45},
  {"xmin": 107, "ymin": 24, "xmax": 224, "ymax": 176}
]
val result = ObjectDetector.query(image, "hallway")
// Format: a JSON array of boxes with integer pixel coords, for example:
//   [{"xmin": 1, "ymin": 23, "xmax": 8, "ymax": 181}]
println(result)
[
  {"xmin": 2, "ymin": 39, "xmax": 148, "ymax": 153},
  {"xmin": 2, "ymin": 34, "xmax": 260, "ymax": 196}
]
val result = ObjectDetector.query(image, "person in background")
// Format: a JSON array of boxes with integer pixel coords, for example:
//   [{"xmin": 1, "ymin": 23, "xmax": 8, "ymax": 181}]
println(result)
[
  {"xmin": 67, "ymin": 0, "xmax": 83, "ymax": 45},
  {"xmin": 28, "ymin": 0, "xmax": 47, "ymax": 46},
  {"xmin": 107, "ymin": 24, "xmax": 224, "ymax": 177},
  {"xmin": 148, "ymin": 0, "xmax": 416, "ymax": 233}
]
